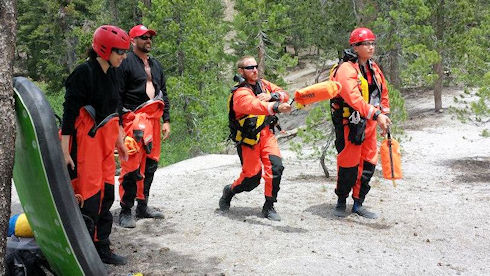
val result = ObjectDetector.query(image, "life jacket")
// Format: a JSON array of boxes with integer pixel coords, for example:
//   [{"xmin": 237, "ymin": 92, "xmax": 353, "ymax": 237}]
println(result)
[
  {"xmin": 330, "ymin": 49, "xmax": 383, "ymax": 119},
  {"xmin": 228, "ymin": 78, "xmax": 277, "ymax": 147}
]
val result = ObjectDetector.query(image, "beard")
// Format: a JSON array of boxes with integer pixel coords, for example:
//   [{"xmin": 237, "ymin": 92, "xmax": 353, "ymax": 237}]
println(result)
[{"xmin": 137, "ymin": 43, "xmax": 151, "ymax": 53}]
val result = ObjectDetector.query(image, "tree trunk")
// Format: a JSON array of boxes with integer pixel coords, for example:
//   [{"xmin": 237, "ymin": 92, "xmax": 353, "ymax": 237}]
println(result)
[
  {"xmin": 176, "ymin": 15, "xmax": 185, "ymax": 76},
  {"xmin": 58, "ymin": 2, "xmax": 77, "ymax": 73},
  {"xmin": 141, "ymin": 0, "xmax": 151, "ymax": 8},
  {"xmin": 257, "ymin": 31, "xmax": 265, "ymax": 78},
  {"xmin": 351, "ymin": 0, "xmax": 364, "ymax": 25},
  {"xmin": 0, "ymin": 0, "xmax": 17, "ymax": 273},
  {"xmin": 385, "ymin": 14, "xmax": 402, "ymax": 89},
  {"xmin": 433, "ymin": 0, "xmax": 445, "ymax": 111},
  {"xmin": 108, "ymin": 0, "xmax": 119, "ymax": 24},
  {"xmin": 132, "ymin": 0, "xmax": 142, "ymax": 24}
]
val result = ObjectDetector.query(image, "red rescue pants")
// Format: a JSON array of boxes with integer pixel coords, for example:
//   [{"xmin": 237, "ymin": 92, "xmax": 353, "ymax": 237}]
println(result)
[
  {"xmin": 119, "ymin": 101, "xmax": 163, "ymax": 208},
  {"xmin": 231, "ymin": 128, "xmax": 284, "ymax": 202},
  {"xmin": 69, "ymin": 107, "xmax": 119, "ymax": 242},
  {"xmin": 334, "ymin": 118, "xmax": 377, "ymax": 203}
]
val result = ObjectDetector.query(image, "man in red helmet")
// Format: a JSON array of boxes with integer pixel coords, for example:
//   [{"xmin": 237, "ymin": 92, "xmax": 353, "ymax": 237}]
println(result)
[
  {"xmin": 328, "ymin": 27, "xmax": 391, "ymax": 219},
  {"xmin": 117, "ymin": 25, "xmax": 170, "ymax": 228},
  {"xmin": 61, "ymin": 25, "xmax": 129, "ymax": 265},
  {"xmin": 219, "ymin": 56, "xmax": 291, "ymax": 221}
]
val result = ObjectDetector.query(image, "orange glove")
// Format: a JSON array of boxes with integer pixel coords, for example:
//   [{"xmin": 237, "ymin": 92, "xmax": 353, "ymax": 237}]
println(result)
[
  {"xmin": 294, "ymin": 81, "xmax": 341, "ymax": 108},
  {"xmin": 124, "ymin": 136, "xmax": 140, "ymax": 155}
]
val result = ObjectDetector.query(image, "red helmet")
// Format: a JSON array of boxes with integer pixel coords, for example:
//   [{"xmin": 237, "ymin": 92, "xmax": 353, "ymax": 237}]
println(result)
[
  {"xmin": 349, "ymin": 27, "xmax": 376, "ymax": 45},
  {"xmin": 92, "ymin": 25, "xmax": 130, "ymax": 60}
]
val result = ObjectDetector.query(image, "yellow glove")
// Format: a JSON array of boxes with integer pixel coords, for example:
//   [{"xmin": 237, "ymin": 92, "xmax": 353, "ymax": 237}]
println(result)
[{"xmin": 124, "ymin": 136, "xmax": 140, "ymax": 155}]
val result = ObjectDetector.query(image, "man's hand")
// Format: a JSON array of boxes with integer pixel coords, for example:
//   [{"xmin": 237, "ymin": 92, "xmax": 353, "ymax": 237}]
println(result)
[
  {"xmin": 117, "ymin": 143, "xmax": 129, "ymax": 162},
  {"xmin": 376, "ymin": 114, "xmax": 392, "ymax": 136},
  {"xmin": 116, "ymin": 126, "xmax": 129, "ymax": 161},
  {"xmin": 61, "ymin": 135, "xmax": 75, "ymax": 170},
  {"xmin": 162, "ymin": 122, "xmax": 171, "ymax": 141},
  {"xmin": 278, "ymin": 103, "xmax": 292, "ymax": 114},
  {"xmin": 257, "ymin": 93, "xmax": 272, "ymax": 102}
]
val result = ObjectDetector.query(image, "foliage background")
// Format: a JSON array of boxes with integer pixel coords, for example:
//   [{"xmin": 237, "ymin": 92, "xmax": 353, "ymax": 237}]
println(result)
[{"xmin": 15, "ymin": 0, "xmax": 489, "ymax": 165}]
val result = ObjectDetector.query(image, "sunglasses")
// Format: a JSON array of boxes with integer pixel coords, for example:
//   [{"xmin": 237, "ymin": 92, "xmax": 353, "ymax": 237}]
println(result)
[
  {"xmin": 112, "ymin": 48, "xmax": 128, "ymax": 55},
  {"xmin": 240, "ymin": 65, "xmax": 258, "ymax": 70},
  {"xmin": 356, "ymin": 41, "xmax": 376, "ymax": 47},
  {"xmin": 138, "ymin": 35, "xmax": 153, "ymax": 41}
]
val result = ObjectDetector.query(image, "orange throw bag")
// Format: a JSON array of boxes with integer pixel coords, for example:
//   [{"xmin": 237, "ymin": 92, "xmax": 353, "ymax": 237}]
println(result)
[
  {"xmin": 294, "ymin": 81, "xmax": 341, "ymax": 108},
  {"xmin": 380, "ymin": 130, "xmax": 402, "ymax": 185}
]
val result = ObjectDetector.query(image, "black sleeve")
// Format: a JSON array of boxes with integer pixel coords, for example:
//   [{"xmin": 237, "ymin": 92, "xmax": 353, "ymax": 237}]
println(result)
[
  {"xmin": 113, "ymin": 67, "xmax": 125, "ymax": 126},
  {"xmin": 61, "ymin": 64, "xmax": 90, "ymax": 135},
  {"xmin": 159, "ymin": 64, "xmax": 170, "ymax": 123}
]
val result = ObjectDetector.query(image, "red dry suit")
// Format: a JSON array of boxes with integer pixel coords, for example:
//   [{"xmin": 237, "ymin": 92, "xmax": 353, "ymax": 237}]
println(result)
[
  {"xmin": 69, "ymin": 106, "xmax": 120, "ymax": 242},
  {"xmin": 330, "ymin": 57, "xmax": 390, "ymax": 203},
  {"xmin": 62, "ymin": 59, "xmax": 122, "ymax": 244},
  {"xmin": 118, "ymin": 97, "xmax": 164, "ymax": 208},
  {"xmin": 229, "ymin": 79, "xmax": 289, "ymax": 202}
]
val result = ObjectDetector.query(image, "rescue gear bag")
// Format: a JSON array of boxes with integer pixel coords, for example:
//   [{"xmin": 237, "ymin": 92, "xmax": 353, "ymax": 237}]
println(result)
[
  {"xmin": 347, "ymin": 110, "xmax": 366, "ymax": 145},
  {"xmin": 380, "ymin": 129, "xmax": 402, "ymax": 180}
]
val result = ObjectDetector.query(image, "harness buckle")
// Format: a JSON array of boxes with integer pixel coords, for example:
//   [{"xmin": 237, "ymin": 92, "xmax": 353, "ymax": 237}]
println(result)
[{"xmin": 349, "ymin": 111, "xmax": 361, "ymax": 124}]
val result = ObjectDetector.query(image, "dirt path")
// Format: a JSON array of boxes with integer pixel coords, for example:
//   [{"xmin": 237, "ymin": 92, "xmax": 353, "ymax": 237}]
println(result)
[{"xmin": 103, "ymin": 87, "xmax": 489, "ymax": 275}]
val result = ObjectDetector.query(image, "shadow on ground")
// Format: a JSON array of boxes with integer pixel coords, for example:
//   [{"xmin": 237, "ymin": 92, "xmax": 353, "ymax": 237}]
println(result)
[
  {"xmin": 216, "ymin": 207, "xmax": 308, "ymax": 233},
  {"xmin": 446, "ymin": 156, "xmax": 490, "ymax": 183},
  {"xmin": 108, "ymin": 219, "xmax": 222, "ymax": 275},
  {"xmin": 306, "ymin": 203, "xmax": 393, "ymax": 230}
]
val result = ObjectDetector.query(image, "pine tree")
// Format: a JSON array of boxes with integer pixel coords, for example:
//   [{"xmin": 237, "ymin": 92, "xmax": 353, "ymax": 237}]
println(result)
[
  {"xmin": 144, "ymin": 0, "xmax": 230, "ymax": 164},
  {"xmin": 232, "ymin": 0, "xmax": 296, "ymax": 84}
]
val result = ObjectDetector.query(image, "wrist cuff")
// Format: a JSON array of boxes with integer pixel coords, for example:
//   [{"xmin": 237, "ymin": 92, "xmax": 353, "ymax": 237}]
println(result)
[
  {"xmin": 272, "ymin": 102, "xmax": 280, "ymax": 113},
  {"xmin": 270, "ymin": 92, "xmax": 280, "ymax": 102},
  {"xmin": 373, "ymin": 110, "xmax": 381, "ymax": 120}
]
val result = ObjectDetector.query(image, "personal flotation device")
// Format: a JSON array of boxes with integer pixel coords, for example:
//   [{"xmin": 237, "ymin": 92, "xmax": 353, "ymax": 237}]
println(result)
[
  {"xmin": 228, "ymin": 75, "xmax": 278, "ymax": 147},
  {"xmin": 329, "ymin": 49, "xmax": 380, "ymax": 120}
]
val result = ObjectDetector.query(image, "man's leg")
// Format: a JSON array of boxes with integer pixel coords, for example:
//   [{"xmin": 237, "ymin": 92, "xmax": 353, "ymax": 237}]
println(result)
[
  {"xmin": 352, "ymin": 120, "xmax": 378, "ymax": 219},
  {"xmin": 260, "ymin": 133, "xmax": 283, "ymax": 221},
  {"xmin": 94, "ymin": 183, "xmax": 126, "ymax": 265},
  {"xmin": 220, "ymin": 144, "xmax": 261, "ymax": 211},
  {"xmin": 118, "ymin": 169, "xmax": 142, "ymax": 227},
  {"xmin": 118, "ymin": 150, "xmax": 145, "ymax": 227},
  {"xmin": 136, "ymin": 157, "xmax": 164, "ymax": 218},
  {"xmin": 334, "ymin": 124, "xmax": 362, "ymax": 217}
]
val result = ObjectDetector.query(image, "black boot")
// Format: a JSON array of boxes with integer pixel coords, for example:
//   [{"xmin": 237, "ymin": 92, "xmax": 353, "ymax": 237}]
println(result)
[
  {"xmin": 136, "ymin": 199, "xmax": 164, "ymax": 219},
  {"xmin": 95, "ymin": 241, "xmax": 127, "ymax": 265},
  {"xmin": 119, "ymin": 207, "xmax": 136, "ymax": 228},
  {"xmin": 219, "ymin": 184, "xmax": 235, "ymax": 211},
  {"xmin": 262, "ymin": 200, "xmax": 281, "ymax": 221},
  {"xmin": 352, "ymin": 200, "xmax": 377, "ymax": 219},
  {"xmin": 333, "ymin": 197, "xmax": 348, "ymax": 217}
]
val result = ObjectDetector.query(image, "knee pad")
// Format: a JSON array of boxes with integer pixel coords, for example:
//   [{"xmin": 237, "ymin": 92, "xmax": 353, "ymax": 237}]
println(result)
[
  {"xmin": 122, "ymin": 169, "xmax": 143, "ymax": 183},
  {"xmin": 235, "ymin": 170, "xmax": 262, "ymax": 193},
  {"xmin": 361, "ymin": 161, "xmax": 376, "ymax": 183},
  {"xmin": 145, "ymin": 158, "xmax": 158, "ymax": 176},
  {"xmin": 269, "ymin": 155, "xmax": 284, "ymax": 177}
]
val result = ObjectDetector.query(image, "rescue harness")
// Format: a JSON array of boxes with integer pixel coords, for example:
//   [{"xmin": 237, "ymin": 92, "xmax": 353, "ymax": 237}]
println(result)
[
  {"xmin": 329, "ymin": 49, "xmax": 383, "ymax": 121},
  {"xmin": 228, "ymin": 76, "xmax": 279, "ymax": 147}
]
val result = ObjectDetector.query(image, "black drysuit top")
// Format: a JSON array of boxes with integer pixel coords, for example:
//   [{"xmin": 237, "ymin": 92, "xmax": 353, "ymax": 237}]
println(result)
[
  {"xmin": 61, "ymin": 58, "xmax": 121, "ymax": 135},
  {"xmin": 117, "ymin": 51, "xmax": 170, "ymax": 122}
]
